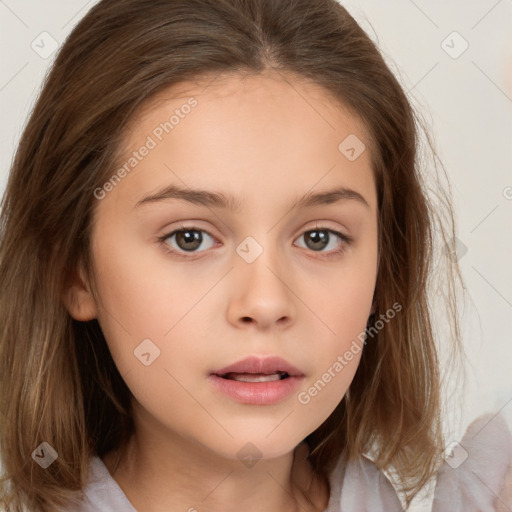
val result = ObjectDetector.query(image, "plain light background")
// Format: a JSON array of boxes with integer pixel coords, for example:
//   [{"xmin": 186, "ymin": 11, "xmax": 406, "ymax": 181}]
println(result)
[{"xmin": 1, "ymin": 1, "xmax": 511, "ymax": 511}]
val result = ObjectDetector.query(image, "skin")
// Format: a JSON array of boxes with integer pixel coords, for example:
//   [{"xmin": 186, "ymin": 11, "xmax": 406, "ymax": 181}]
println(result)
[{"xmin": 64, "ymin": 71, "xmax": 379, "ymax": 512}]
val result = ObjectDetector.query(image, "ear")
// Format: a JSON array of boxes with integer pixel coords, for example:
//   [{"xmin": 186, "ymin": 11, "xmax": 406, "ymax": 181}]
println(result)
[{"xmin": 61, "ymin": 262, "xmax": 98, "ymax": 321}]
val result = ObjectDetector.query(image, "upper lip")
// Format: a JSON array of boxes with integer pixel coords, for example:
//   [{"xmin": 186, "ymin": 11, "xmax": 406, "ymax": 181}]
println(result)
[{"xmin": 211, "ymin": 356, "xmax": 304, "ymax": 377}]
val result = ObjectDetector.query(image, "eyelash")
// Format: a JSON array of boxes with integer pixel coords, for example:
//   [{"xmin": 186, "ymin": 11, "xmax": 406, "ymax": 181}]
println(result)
[{"xmin": 157, "ymin": 223, "xmax": 352, "ymax": 259}]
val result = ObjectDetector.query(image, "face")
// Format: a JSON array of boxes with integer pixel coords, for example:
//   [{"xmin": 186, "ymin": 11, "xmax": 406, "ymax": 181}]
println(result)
[{"xmin": 71, "ymin": 71, "xmax": 378, "ymax": 462}]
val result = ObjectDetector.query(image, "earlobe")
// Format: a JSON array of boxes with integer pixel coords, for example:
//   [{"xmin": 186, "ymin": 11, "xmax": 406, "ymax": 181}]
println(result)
[{"xmin": 61, "ymin": 264, "xmax": 98, "ymax": 321}]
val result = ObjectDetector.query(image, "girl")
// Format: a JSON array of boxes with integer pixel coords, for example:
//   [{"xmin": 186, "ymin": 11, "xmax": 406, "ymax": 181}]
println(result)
[{"xmin": 0, "ymin": 0, "xmax": 510, "ymax": 511}]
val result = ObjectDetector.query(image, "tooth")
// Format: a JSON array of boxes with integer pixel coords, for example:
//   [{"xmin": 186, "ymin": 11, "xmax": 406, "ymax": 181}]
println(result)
[{"xmin": 230, "ymin": 373, "xmax": 281, "ymax": 383}]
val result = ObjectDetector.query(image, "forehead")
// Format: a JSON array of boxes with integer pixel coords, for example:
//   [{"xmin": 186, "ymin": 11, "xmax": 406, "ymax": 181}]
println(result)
[
  {"xmin": 124, "ymin": 70, "xmax": 371, "ymax": 147},
  {"xmin": 107, "ymin": 71, "xmax": 377, "ymax": 215}
]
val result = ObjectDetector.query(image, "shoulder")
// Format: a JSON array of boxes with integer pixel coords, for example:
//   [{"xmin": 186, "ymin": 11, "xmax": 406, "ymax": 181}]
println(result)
[
  {"xmin": 343, "ymin": 455, "xmax": 405, "ymax": 511},
  {"xmin": 325, "ymin": 450, "xmax": 404, "ymax": 512},
  {"xmin": 326, "ymin": 412, "xmax": 512, "ymax": 512},
  {"xmin": 63, "ymin": 455, "xmax": 137, "ymax": 512},
  {"xmin": 433, "ymin": 411, "xmax": 512, "ymax": 511}
]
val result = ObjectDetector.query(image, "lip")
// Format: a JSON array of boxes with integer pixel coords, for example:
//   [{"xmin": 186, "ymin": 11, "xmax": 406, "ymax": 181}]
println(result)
[
  {"xmin": 211, "ymin": 356, "xmax": 304, "ymax": 377},
  {"xmin": 208, "ymin": 356, "xmax": 305, "ymax": 405}
]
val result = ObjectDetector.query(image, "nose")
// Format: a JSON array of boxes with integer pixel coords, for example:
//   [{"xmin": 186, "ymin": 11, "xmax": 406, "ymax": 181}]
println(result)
[{"xmin": 226, "ymin": 240, "xmax": 296, "ymax": 331}]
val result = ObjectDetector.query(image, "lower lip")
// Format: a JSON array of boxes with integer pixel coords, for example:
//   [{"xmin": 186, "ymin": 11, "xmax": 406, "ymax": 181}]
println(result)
[{"xmin": 208, "ymin": 374, "xmax": 304, "ymax": 405}]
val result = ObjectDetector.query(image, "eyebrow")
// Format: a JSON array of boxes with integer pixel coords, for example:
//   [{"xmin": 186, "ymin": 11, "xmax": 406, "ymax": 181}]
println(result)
[{"xmin": 134, "ymin": 184, "xmax": 370, "ymax": 211}]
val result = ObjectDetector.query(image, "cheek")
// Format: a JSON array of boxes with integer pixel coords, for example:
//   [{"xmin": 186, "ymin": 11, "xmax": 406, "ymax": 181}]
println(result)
[
  {"xmin": 90, "ymin": 229, "xmax": 223, "ymax": 381},
  {"xmin": 89, "ymin": 241, "xmax": 213, "ymax": 428},
  {"xmin": 89, "ymin": 233, "xmax": 178, "ymax": 367},
  {"xmin": 308, "ymin": 247, "xmax": 377, "ymax": 346},
  {"xmin": 294, "ymin": 287, "xmax": 369, "ymax": 422},
  {"xmin": 92, "ymin": 221, "xmax": 173, "ymax": 318},
  {"xmin": 295, "ymin": 245, "xmax": 377, "ymax": 409}
]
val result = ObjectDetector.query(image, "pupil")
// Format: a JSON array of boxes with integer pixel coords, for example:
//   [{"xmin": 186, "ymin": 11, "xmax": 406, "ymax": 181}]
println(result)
[
  {"xmin": 307, "ymin": 230, "xmax": 328, "ymax": 251},
  {"xmin": 176, "ymin": 230, "xmax": 202, "ymax": 251}
]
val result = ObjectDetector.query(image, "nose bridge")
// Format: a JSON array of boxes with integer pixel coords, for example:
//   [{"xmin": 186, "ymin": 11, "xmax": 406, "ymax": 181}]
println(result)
[
  {"xmin": 235, "ymin": 233, "xmax": 283, "ymax": 288},
  {"xmin": 229, "ymin": 232, "xmax": 295, "ymax": 326}
]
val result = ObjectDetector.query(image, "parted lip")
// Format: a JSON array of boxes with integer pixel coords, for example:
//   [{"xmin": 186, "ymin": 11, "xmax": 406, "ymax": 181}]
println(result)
[{"xmin": 211, "ymin": 356, "xmax": 304, "ymax": 377}]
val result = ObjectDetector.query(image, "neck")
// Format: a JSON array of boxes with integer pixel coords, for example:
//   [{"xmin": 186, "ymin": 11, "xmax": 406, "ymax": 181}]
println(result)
[{"xmin": 102, "ymin": 411, "xmax": 329, "ymax": 512}]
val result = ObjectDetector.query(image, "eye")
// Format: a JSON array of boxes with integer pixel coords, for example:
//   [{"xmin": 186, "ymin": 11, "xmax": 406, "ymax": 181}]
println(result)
[
  {"xmin": 158, "ymin": 224, "xmax": 352, "ymax": 258},
  {"xmin": 294, "ymin": 225, "xmax": 352, "ymax": 257},
  {"xmin": 158, "ymin": 225, "xmax": 216, "ymax": 256}
]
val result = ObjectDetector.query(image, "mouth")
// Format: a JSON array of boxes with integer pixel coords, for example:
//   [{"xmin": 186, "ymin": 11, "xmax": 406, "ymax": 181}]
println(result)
[
  {"xmin": 208, "ymin": 356, "xmax": 304, "ymax": 405},
  {"xmin": 211, "ymin": 355, "xmax": 304, "ymax": 380},
  {"xmin": 217, "ymin": 371, "xmax": 290, "ymax": 382}
]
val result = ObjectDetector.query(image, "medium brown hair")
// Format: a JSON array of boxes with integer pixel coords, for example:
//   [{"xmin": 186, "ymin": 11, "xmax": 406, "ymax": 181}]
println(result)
[{"xmin": 0, "ymin": 0, "xmax": 465, "ymax": 510}]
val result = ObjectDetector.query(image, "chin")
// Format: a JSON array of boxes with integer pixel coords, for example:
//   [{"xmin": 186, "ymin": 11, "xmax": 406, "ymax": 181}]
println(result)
[{"xmin": 212, "ymin": 433, "xmax": 304, "ymax": 464}]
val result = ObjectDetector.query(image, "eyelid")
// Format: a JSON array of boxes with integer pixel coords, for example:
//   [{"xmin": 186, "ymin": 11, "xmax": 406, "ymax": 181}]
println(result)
[{"xmin": 307, "ymin": 222, "xmax": 352, "ymax": 241}]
